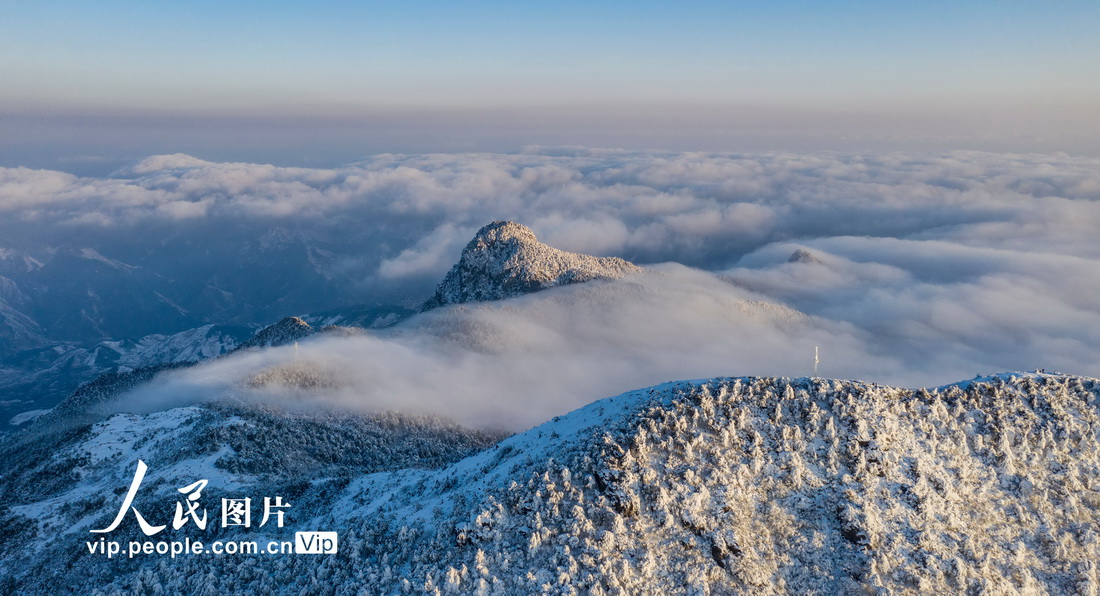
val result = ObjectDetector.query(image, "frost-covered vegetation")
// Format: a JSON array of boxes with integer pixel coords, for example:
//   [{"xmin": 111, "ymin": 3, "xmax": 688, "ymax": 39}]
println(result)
[
  {"xmin": 0, "ymin": 399, "xmax": 503, "ymax": 594},
  {"xmin": 247, "ymin": 360, "xmax": 344, "ymax": 391},
  {"xmin": 9, "ymin": 372, "xmax": 1093, "ymax": 595}
]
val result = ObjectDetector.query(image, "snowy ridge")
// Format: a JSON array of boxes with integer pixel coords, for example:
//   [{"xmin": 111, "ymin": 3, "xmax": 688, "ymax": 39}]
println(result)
[
  {"xmin": 4, "ymin": 305, "xmax": 408, "ymax": 428},
  {"xmin": 2, "ymin": 324, "xmax": 252, "ymax": 427},
  {"xmin": 6, "ymin": 372, "xmax": 1095, "ymax": 594},
  {"xmin": 107, "ymin": 324, "xmax": 249, "ymax": 370},
  {"xmin": 301, "ymin": 304, "xmax": 415, "ymax": 329},
  {"xmin": 423, "ymin": 221, "xmax": 642, "ymax": 309},
  {"xmin": 77, "ymin": 248, "xmax": 139, "ymax": 273},
  {"xmin": 286, "ymin": 372, "xmax": 1100, "ymax": 595},
  {"xmin": 0, "ymin": 274, "xmax": 46, "ymax": 348},
  {"xmin": 233, "ymin": 316, "xmax": 314, "ymax": 351}
]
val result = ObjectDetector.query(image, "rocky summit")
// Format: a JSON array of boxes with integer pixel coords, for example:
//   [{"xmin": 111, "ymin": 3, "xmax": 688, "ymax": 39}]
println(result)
[{"xmin": 423, "ymin": 221, "xmax": 642, "ymax": 309}]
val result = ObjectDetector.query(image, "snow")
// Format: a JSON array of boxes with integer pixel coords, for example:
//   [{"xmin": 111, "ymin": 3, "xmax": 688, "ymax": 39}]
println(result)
[
  {"xmin": 939, "ymin": 369, "xmax": 1069, "ymax": 391},
  {"xmin": 115, "ymin": 153, "xmax": 214, "ymax": 176},
  {"xmin": 8, "ymin": 408, "xmax": 51, "ymax": 426},
  {"xmin": 80, "ymin": 407, "xmax": 208, "ymax": 464},
  {"xmin": 0, "ymin": 324, "xmax": 247, "ymax": 417},
  {"xmin": 114, "ymin": 324, "xmax": 242, "ymax": 367},
  {"xmin": 308, "ymin": 373, "xmax": 1100, "ymax": 594},
  {"xmin": 330, "ymin": 380, "xmax": 668, "ymax": 523},
  {"xmin": 23, "ymin": 255, "xmax": 44, "ymax": 272},
  {"xmin": 6, "ymin": 373, "xmax": 1100, "ymax": 594},
  {"xmin": 78, "ymin": 248, "xmax": 138, "ymax": 273}
]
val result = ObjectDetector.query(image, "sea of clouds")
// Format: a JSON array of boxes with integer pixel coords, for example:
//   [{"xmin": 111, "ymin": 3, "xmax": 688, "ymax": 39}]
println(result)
[{"xmin": 3, "ymin": 149, "xmax": 1098, "ymax": 428}]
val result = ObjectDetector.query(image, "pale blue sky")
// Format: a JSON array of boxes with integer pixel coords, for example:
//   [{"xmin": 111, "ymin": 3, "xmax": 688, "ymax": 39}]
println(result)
[{"xmin": 1, "ymin": 1, "xmax": 1098, "ymax": 172}]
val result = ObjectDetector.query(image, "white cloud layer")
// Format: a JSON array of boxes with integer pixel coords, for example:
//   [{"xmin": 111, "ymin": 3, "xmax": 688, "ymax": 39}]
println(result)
[
  {"xmin": 122, "ymin": 267, "xmax": 886, "ymax": 429},
  {"xmin": 4, "ymin": 149, "xmax": 1098, "ymax": 427}
]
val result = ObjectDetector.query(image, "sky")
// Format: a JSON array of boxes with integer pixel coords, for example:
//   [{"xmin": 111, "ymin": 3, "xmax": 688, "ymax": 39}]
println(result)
[{"xmin": 2, "ymin": 1, "xmax": 1099, "ymax": 173}]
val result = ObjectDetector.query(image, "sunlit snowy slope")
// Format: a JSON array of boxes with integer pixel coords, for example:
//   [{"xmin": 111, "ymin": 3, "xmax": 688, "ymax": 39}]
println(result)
[{"xmin": 3, "ymin": 373, "xmax": 1098, "ymax": 594}]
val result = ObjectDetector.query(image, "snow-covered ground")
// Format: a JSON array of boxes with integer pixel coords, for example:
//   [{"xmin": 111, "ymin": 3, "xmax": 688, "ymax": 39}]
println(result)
[{"xmin": 4, "ymin": 372, "xmax": 1098, "ymax": 594}]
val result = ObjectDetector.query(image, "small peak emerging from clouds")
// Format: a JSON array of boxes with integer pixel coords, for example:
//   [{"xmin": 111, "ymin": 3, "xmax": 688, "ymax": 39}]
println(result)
[
  {"xmin": 788, "ymin": 248, "xmax": 824, "ymax": 264},
  {"xmin": 235, "ymin": 316, "xmax": 313, "ymax": 351},
  {"xmin": 113, "ymin": 153, "xmax": 213, "ymax": 177}
]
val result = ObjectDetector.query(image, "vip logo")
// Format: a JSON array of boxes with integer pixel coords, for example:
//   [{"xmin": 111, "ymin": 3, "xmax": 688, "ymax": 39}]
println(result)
[{"xmin": 294, "ymin": 531, "xmax": 338, "ymax": 554}]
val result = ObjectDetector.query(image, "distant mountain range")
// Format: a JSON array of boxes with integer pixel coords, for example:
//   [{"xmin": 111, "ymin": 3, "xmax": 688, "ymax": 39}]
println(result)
[
  {"xmin": 0, "ymin": 229, "xmax": 367, "ymax": 352},
  {"xmin": 0, "ymin": 224, "xmax": 413, "ymax": 427}
]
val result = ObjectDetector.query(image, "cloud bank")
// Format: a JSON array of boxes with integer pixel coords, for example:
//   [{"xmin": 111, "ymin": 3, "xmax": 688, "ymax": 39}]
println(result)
[
  {"xmin": 3, "ymin": 149, "xmax": 1098, "ymax": 426},
  {"xmin": 4, "ymin": 149, "xmax": 1098, "ymax": 262},
  {"xmin": 122, "ymin": 267, "xmax": 884, "ymax": 429},
  {"xmin": 3, "ymin": 149, "xmax": 1098, "ymax": 297}
]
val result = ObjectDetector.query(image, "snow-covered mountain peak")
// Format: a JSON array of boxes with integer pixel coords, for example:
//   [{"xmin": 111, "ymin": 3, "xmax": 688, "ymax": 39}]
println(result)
[
  {"xmin": 423, "ymin": 220, "xmax": 643, "ymax": 309},
  {"xmin": 471, "ymin": 220, "xmax": 540, "ymax": 247}
]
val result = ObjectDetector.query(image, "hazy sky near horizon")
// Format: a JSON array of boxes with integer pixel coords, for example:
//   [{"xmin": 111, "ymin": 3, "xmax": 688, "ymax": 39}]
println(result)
[{"xmin": 2, "ymin": 1, "xmax": 1099, "ymax": 172}]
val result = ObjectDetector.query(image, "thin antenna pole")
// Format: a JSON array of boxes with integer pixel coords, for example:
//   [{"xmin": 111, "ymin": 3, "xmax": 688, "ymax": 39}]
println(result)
[{"xmin": 814, "ymin": 346, "xmax": 819, "ymax": 376}]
